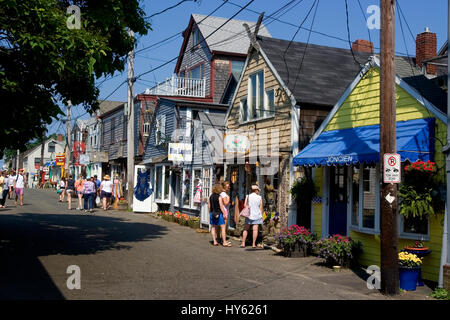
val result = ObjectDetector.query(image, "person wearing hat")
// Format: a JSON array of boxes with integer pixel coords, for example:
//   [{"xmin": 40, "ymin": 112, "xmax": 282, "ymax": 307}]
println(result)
[
  {"xmin": 8, "ymin": 170, "xmax": 16, "ymax": 200},
  {"xmin": 240, "ymin": 183, "xmax": 264, "ymax": 249},
  {"xmin": 81, "ymin": 176, "xmax": 96, "ymax": 213},
  {"xmin": 99, "ymin": 175, "xmax": 113, "ymax": 211}
]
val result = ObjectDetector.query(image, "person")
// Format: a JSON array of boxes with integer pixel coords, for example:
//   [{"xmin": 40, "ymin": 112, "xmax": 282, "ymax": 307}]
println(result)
[
  {"xmin": 112, "ymin": 174, "xmax": 122, "ymax": 209},
  {"xmin": 82, "ymin": 176, "xmax": 96, "ymax": 213},
  {"xmin": 209, "ymin": 183, "xmax": 232, "ymax": 247},
  {"xmin": 219, "ymin": 181, "xmax": 231, "ymax": 243},
  {"xmin": 0, "ymin": 171, "xmax": 5, "ymax": 208},
  {"xmin": 93, "ymin": 175, "xmax": 101, "ymax": 207},
  {"xmin": 14, "ymin": 169, "xmax": 25, "ymax": 206},
  {"xmin": 1, "ymin": 171, "xmax": 9, "ymax": 208},
  {"xmin": 66, "ymin": 174, "xmax": 75, "ymax": 210},
  {"xmin": 58, "ymin": 177, "xmax": 66, "ymax": 202},
  {"xmin": 74, "ymin": 176, "xmax": 85, "ymax": 210},
  {"xmin": 99, "ymin": 175, "xmax": 113, "ymax": 211},
  {"xmin": 8, "ymin": 170, "xmax": 16, "ymax": 199},
  {"xmin": 241, "ymin": 184, "xmax": 263, "ymax": 249}
]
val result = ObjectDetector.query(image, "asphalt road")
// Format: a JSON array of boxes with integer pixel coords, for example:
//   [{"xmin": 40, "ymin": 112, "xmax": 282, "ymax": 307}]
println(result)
[{"xmin": 0, "ymin": 189, "xmax": 431, "ymax": 300}]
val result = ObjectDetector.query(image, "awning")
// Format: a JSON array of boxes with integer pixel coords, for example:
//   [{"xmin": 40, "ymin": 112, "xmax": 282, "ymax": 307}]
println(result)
[
  {"xmin": 293, "ymin": 118, "xmax": 435, "ymax": 166},
  {"xmin": 45, "ymin": 161, "xmax": 56, "ymax": 167}
]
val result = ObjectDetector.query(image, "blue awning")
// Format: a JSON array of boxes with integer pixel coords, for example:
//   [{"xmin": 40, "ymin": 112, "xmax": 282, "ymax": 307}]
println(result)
[
  {"xmin": 45, "ymin": 161, "xmax": 56, "ymax": 167},
  {"xmin": 293, "ymin": 118, "xmax": 435, "ymax": 166}
]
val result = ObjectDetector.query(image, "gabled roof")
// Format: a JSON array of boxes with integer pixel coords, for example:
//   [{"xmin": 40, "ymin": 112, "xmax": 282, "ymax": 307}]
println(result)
[
  {"xmin": 175, "ymin": 14, "xmax": 271, "ymax": 73},
  {"xmin": 98, "ymin": 100, "xmax": 124, "ymax": 115},
  {"xmin": 257, "ymin": 36, "xmax": 372, "ymax": 107}
]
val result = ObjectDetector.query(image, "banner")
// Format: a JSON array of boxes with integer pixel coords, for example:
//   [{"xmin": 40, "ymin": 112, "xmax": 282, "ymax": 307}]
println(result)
[
  {"xmin": 56, "ymin": 153, "xmax": 65, "ymax": 166},
  {"xmin": 168, "ymin": 143, "xmax": 192, "ymax": 162}
]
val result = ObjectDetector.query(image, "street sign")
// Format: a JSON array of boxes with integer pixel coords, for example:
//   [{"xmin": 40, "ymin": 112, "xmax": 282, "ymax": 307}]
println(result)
[{"xmin": 383, "ymin": 153, "xmax": 401, "ymax": 183}]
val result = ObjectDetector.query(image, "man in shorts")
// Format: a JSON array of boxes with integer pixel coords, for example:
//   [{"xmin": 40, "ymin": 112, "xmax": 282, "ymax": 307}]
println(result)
[{"xmin": 14, "ymin": 169, "xmax": 25, "ymax": 206}]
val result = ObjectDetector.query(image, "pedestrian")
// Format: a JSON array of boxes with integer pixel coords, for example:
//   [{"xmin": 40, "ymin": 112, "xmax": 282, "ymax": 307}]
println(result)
[
  {"xmin": 0, "ymin": 171, "xmax": 5, "ymax": 208},
  {"xmin": 0, "ymin": 171, "xmax": 9, "ymax": 208},
  {"xmin": 75, "ymin": 175, "xmax": 85, "ymax": 210},
  {"xmin": 209, "ymin": 183, "xmax": 232, "ymax": 247},
  {"xmin": 58, "ymin": 177, "xmax": 66, "ymax": 202},
  {"xmin": 14, "ymin": 169, "xmax": 25, "ymax": 206},
  {"xmin": 219, "ymin": 181, "xmax": 231, "ymax": 243},
  {"xmin": 66, "ymin": 174, "xmax": 75, "ymax": 210},
  {"xmin": 8, "ymin": 170, "xmax": 16, "ymax": 199},
  {"xmin": 112, "ymin": 174, "xmax": 122, "ymax": 209},
  {"xmin": 81, "ymin": 176, "xmax": 96, "ymax": 213},
  {"xmin": 240, "ymin": 184, "xmax": 263, "ymax": 249},
  {"xmin": 93, "ymin": 175, "xmax": 101, "ymax": 207},
  {"xmin": 99, "ymin": 175, "xmax": 113, "ymax": 211}
]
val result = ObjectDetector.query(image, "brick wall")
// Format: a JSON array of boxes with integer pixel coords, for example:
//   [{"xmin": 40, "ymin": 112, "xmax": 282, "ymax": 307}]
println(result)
[
  {"xmin": 416, "ymin": 29, "xmax": 437, "ymax": 75},
  {"xmin": 352, "ymin": 39, "xmax": 373, "ymax": 53}
]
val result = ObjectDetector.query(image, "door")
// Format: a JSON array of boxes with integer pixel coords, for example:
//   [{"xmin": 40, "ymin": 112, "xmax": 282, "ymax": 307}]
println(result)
[
  {"xmin": 133, "ymin": 165, "xmax": 157, "ymax": 212},
  {"xmin": 329, "ymin": 166, "xmax": 348, "ymax": 236},
  {"xmin": 200, "ymin": 167, "xmax": 211, "ymax": 228}
]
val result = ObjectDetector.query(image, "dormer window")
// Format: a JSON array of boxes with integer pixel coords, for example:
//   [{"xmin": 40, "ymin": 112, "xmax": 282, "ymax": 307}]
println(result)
[
  {"xmin": 192, "ymin": 28, "xmax": 200, "ymax": 47},
  {"xmin": 240, "ymin": 70, "xmax": 275, "ymax": 123},
  {"xmin": 143, "ymin": 122, "xmax": 150, "ymax": 137}
]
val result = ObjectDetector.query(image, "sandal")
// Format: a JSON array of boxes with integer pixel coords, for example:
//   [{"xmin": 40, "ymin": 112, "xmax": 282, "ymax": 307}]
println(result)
[
  {"xmin": 213, "ymin": 243, "xmax": 220, "ymax": 246},
  {"xmin": 240, "ymin": 244, "xmax": 245, "ymax": 248},
  {"xmin": 223, "ymin": 242, "xmax": 232, "ymax": 247}
]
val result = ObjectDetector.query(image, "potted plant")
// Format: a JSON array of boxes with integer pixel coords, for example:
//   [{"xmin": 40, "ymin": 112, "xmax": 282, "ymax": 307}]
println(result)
[
  {"xmin": 399, "ymin": 161, "xmax": 445, "ymax": 220},
  {"xmin": 312, "ymin": 235, "xmax": 362, "ymax": 268},
  {"xmin": 398, "ymin": 251, "xmax": 422, "ymax": 291},
  {"xmin": 188, "ymin": 216, "xmax": 200, "ymax": 229}
]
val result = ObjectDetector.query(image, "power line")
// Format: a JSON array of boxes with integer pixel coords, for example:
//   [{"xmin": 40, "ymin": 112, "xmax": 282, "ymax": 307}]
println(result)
[
  {"xmin": 344, "ymin": 0, "xmax": 364, "ymax": 66},
  {"xmin": 356, "ymin": 0, "xmax": 372, "ymax": 46},
  {"xmin": 145, "ymin": 0, "xmax": 193, "ymax": 20}
]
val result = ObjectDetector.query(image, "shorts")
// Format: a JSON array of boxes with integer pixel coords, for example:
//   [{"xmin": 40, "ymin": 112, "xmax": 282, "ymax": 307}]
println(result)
[
  {"xmin": 66, "ymin": 189, "xmax": 74, "ymax": 194},
  {"xmin": 101, "ymin": 191, "xmax": 112, "ymax": 199},
  {"xmin": 77, "ymin": 191, "xmax": 83, "ymax": 195},
  {"xmin": 245, "ymin": 217, "xmax": 263, "ymax": 225},
  {"xmin": 15, "ymin": 188, "xmax": 24, "ymax": 196},
  {"xmin": 210, "ymin": 212, "xmax": 225, "ymax": 226}
]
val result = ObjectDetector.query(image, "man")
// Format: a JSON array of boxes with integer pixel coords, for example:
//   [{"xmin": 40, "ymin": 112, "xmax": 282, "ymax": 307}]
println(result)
[
  {"xmin": 8, "ymin": 170, "xmax": 16, "ymax": 199},
  {"xmin": 14, "ymin": 168, "xmax": 25, "ymax": 206}
]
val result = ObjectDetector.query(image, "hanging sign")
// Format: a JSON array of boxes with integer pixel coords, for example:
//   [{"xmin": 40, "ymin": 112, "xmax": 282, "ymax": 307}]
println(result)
[
  {"xmin": 224, "ymin": 134, "xmax": 250, "ymax": 154},
  {"xmin": 56, "ymin": 153, "xmax": 65, "ymax": 166},
  {"xmin": 168, "ymin": 143, "xmax": 192, "ymax": 162},
  {"xmin": 383, "ymin": 153, "xmax": 401, "ymax": 183}
]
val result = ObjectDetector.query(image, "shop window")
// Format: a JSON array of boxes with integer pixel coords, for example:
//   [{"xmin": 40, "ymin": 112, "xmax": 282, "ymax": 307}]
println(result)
[
  {"xmin": 155, "ymin": 166, "xmax": 162, "ymax": 200},
  {"xmin": 362, "ymin": 166, "xmax": 376, "ymax": 229},
  {"xmin": 164, "ymin": 165, "xmax": 170, "ymax": 200},
  {"xmin": 191, "ymin": 169, "xmax": 202, "ymax": 206},
  {"xmin": 183, "ymin": 169, "xmax": 191, "ymax": 206},
  {"xmin": 351, "ymin": 167, "xmax": 360, "ymax": 227}
]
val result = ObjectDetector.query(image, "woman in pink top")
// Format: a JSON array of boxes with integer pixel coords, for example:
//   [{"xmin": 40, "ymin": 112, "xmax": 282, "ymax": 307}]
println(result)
[{"xmin": 74, "ymin": 176, "xmax": 85, "ymax": 210}]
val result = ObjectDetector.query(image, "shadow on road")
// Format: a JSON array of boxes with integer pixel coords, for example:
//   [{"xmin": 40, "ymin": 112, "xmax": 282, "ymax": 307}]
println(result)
[{"xmin": 0, "ymin": 212, "xmax": 168, "ymax": 299}]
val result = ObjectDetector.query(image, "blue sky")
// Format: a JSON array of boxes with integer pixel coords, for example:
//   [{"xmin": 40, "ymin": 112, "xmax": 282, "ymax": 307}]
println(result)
[{"xmin": 46, "ymin": 0, "xmax": 448, "ymax": 135}]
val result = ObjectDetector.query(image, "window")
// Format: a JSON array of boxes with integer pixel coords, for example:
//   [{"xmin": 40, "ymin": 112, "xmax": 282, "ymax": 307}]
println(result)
[
  {"xmin": 241, "ymin": 70, "xmax": 275, "ymax": 123},
  {"xmin": 239, "ymin": 98, "xmax": 248, "ymax": 123},
  {"xmin": 191, "ymin": 169, "xmax": 202, "ymax": 207},
  {"xmin": 164, "ymin": 165, "xmax": 170, "ymax": 200},
  {"xmin": 48, "ymin": 142, "xmax": 55, "ymax": 153},
  {"xmin": 231, "ymin": 60, "xmax": 245, "ymax": 75},
  {"xmin": 190, "ymin": 64, "xmax": 204, "ymax": 80},
  {"xmin": 155, "ymin": 166, "xmax": 162, "ymax": 200},
  {"xmin": 123, "ymin": 114, "xmax": 127, "ymax": 140},
  {"xmin": 110, "ymin": 117, "xmax": 115, "ymax": 143},
  {"xmin": 155, "ymin": 115, "xmax": 166, "ymax": 146},
  {"xmin": 362, "ymin": 166, "xmax": 376, "ymax": 229},
  {"xmin": 264, "ymin": 89, "xmax": 275, "ymax": 118},
  {"xmin": 402, "ymin": 216, "xmax": 428, "ymax": 235},
  {"xmin": 183, "ymin": 169, "xmax": 191, "ymax": 206},
  {"xmin": 363, "ymin": 167, "xmax": 371, "ymax": 192},
  {"xmin": 351, "ymin": 167, "xmax": 360, "ymax": 227},
  {"xmin": 155, "ymin": 165, "xmax": 171, "ymax": 203},
  {"xmin": 192, "ymin": 28, "xmax": 200, "ymax": 47},
  {"xmin": 94, "ymin": 135, "xmax": 97, "ymax": 147},
  {"xmin": 203, "ymin": 168, "xmax": 212, "ymax": 203},
  {"xmin": 143, "ymin": 122, "xmax": 150, "ymax": 137}
]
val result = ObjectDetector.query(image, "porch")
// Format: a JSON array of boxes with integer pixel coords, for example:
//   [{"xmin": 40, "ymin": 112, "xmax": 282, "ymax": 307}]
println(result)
[{"xmin": 145, "ymin": 74, "xmax": 206, "ymax": 98}]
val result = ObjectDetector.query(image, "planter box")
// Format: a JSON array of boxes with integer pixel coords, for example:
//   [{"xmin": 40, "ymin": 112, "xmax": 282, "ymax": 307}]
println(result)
[
  {"xmin": 117, "ymin": 202, "xmax": 128, "ymax": 211},
  {"xmin": 188, "ymin": 221, "xmax": 200, "ymax": 229}
]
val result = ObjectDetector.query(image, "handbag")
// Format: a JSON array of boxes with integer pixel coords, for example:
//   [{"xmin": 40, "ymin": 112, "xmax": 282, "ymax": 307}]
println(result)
[{"xmin": 239, "ymin": 195, "xmax": 250, "ymax": 218}]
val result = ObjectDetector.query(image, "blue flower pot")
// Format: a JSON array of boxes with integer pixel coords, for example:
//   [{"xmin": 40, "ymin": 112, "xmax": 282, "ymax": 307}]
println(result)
[{"xmin": 399, "ymin": 267, "xmax": 420, "ymax": 291}]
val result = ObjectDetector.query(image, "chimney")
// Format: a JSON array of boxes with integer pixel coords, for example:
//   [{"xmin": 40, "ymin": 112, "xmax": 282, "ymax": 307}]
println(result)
[
  {"xmin": 57, "ymin": 133, "xmax": 63, "ymax": 142},
  {"xmin": 416, "ymin": 27, "xmax": 437, "ymax": 75},
  {"xmin": 352, "ymin": 39, "xmax": 374, "ymax": 53}
]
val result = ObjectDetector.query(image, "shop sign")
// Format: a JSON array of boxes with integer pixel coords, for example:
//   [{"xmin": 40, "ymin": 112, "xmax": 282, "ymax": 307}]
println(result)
[
  {"xmin": 79, "ymin": 154, "xmax": 90, "ymax": 165},
  {"xmin": 383, "ymin": 153, "xmax": 401, "ymax": 183},
  {"xmin": 224, "ymin": 134, "xmax": 250, "ymax": 154},
  {"xmin": 56, "ymin": 153, "xmax": 65, "ymax": 166},
  {"xmin": 168, "ymin": 143, "xmax": 192, "ymax": 162},
  {"xmin": 326, "ymin": 155, "xmax": 353, "ymax": 164}
]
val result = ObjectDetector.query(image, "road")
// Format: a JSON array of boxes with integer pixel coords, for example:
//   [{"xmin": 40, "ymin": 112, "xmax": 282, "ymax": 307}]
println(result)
[{"xmin": 0, "ymin": 188, "xmax": 431, "ymax": 300}]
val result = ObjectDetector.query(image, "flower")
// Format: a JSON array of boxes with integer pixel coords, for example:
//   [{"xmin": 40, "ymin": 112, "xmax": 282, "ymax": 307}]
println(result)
[{"xmin": 398, "ymin": 252, "xmax": 422, "ymax": 268}]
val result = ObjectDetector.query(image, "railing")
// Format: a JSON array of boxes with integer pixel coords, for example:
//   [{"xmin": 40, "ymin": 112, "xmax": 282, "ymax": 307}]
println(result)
[{"xmin": 145, "ymin": 74, "xmax": 206, "ymax": 98}]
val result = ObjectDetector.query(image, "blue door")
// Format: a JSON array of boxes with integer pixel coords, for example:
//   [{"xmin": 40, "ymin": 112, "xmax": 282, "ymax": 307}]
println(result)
[{"xmin": 329, "ymin": 166, "xmax": 347, "ymax": 236}]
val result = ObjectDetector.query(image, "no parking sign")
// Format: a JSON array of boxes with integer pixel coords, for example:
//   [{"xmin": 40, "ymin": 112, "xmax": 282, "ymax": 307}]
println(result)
[{"xmin": 383, "ymin": 153, "xmax": 401, "ymax": 183}]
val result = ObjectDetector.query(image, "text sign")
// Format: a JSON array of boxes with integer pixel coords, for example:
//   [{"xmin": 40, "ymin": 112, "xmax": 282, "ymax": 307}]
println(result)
[
  {"xmin": 168, "ymin": 143, "xmax": 192, "ymax": 162},
  {"xmin": 383, "ymin": 153, "xmax": 401, "ymax": 183}
]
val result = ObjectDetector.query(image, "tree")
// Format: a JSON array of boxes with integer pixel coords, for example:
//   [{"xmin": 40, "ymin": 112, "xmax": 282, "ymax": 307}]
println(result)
[{"xmin": 0, "ymin": 0, "xmax": 150, "ymax": 157}]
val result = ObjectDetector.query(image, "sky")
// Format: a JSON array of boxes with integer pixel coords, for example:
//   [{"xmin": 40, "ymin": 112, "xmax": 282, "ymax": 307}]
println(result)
[{"xmin": 45, "ymin": 0, "xmax": 449, "ymax": 136}]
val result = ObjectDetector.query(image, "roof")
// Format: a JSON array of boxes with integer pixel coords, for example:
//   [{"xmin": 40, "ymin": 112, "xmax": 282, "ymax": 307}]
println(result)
[
  {"xmin": 98, "ymin": 100, "xmax": 125, "ymax": 115},
  {"xmin": 257, "ymin": 36, "xmax": 372, "ymax": 107},
  {"xmin": 160, "ymin": 97, "xmax": 228, "ymax": 111},
  {"xmin": 198, "ymin": 112, "xmax": 226, "ymax": 129},
  {"xmin": 191, "ymin": 14, "xmax": 271, "ymax": 55}
]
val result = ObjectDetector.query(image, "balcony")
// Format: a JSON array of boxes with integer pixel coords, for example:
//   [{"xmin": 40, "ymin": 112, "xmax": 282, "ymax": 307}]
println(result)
[{"xmin": 145, "ymin": 75, "xmax": 206, "ymax": 98}]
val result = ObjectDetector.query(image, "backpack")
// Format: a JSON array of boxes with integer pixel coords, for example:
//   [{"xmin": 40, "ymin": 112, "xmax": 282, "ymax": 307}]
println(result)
[{"xmin": 209, "ymin": 193, "xmax": 221, "ymax": 219}]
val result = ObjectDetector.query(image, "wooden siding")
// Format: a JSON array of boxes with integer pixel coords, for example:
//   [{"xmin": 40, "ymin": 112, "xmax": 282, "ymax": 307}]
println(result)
[
  {"xmin": 312, "ymin": 66, "xmax": 447, "ymax": 282},
  {"xmin": 101, "ymin": 108, "xmax": 127, "ymax": 160},
  {"xmin": 227, "ymin": 50, "xmax": 292, "ymax": 151}
]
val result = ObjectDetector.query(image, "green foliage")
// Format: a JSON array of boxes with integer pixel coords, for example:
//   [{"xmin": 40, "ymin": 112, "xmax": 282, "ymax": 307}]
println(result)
[
  {"xmin": 290, "ymin": 176, "xmax": 317, "ymax": 203},
  {"xmin": 0, "ymin": 0, "xmax": 151, "ymax": 157},
  {"xmin": 430, "ymin": 288, "xmax": 450, "ymax": 300},
  {"xmin": 398, "ymin": 185, "xmax": 434, "ymax": 219},
  {"xmin": 312, "ymin": 235, "xmax": 362, "ymax": 267}
]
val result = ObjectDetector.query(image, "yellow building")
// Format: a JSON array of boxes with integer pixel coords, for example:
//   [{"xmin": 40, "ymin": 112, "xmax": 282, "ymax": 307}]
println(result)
[{"xmin": 293, "ymin": 56, "xmax": 447, "ymax": 282}]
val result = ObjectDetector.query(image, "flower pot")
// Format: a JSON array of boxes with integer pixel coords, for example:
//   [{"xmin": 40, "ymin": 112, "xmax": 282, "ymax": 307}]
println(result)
[{"xmin": 399, "ymin": 267, "xmax": 421, "ymax": 291}]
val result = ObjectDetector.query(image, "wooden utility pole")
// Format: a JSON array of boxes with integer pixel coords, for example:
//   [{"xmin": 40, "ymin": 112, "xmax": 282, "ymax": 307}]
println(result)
[
  {"xmin": 380, "ymin": 0, "xmax": 399, "ymax": 295},
  {"xmin": 127, "ymin": 29, "xmax": 135, "ymax": 208},
  {"xmin": 39, "ymin": 130, "xmax": 46, "ymax": 185},
  {"xmin": 65, "ymin": 100, "xmax": 72, "ymax": 178}
]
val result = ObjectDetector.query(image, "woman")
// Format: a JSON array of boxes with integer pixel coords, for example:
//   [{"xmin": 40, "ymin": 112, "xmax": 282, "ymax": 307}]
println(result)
[
  {"xmin": 219, "ymin": 181, "xmax": 231, "ymax": 243},
  {"xmin": 0, "ymin": 171, "xmax": 5, "ymax": 208},
  {"xmin": 74, "ymin": 176, "xmax": 85, "ymax": 210},
  {"xmin": 241, "ymin": 184, "xmax": 264, "ymax": 249},
  {"xmin": 82, "ymin": 176, "xmax": 96, "ymax": 213},
  {"xmin": 112, "ymin": 174, "xmax": 122, "ymax": 209},
  {"xmin": 66, "ymin": 174, "xmax": 75, "ymax": 210},
  {"xmin": 100, "ymin": 175, "xmax": 113, "ymax": 211},
  {"xmin": 209, "ymin": 183, "xmax": 232, "ymax": 247},
  {"xmin": 58, "ymin": 178, "xmax": 66, "ymax": 202}
]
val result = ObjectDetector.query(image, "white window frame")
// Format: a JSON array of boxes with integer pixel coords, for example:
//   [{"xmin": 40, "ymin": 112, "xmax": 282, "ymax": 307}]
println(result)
[
  {"xmin": 190, "ymin": 168, "xmax": 202, "ymax": 208},
  {"xmin": 154, "ymin": 164, "xmax": 171, "ymax": 203},
  {"xmin": 155, "ymin": 115, "xmax": 166, "ymax": 146}
]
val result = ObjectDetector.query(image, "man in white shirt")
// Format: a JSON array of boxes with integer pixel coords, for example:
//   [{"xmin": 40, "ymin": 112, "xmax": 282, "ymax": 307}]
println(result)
[{"xmin": 14, "ymin": 168, "xmax": 25, "ymax": 206}]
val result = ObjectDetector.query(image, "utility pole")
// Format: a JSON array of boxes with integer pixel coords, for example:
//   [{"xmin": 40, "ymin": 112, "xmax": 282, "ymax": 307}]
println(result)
[
  {"xmin": 380, "ymin": 0, "xmax": 399, "ymax": 295},
  {"xmin": 39, "ymin": 130, "xmax": 46, "ymax": 185},
  {"xmin": 127, "ymin": 29, "xmax": 135, "ymax": 208},
  {"xmin": 65, "ymin": 100, "xmax": 72, "ymax": 178},
  {"xmin": 16, "ymin": 149, "xmax": 19, "ymax": 170}
]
